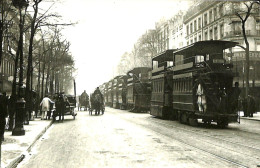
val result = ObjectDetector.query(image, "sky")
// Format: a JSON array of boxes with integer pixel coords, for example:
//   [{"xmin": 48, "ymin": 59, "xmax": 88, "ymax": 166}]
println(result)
[{"xmin": 41, "ymin": 0, "xmax": 191, "ymax": 95}]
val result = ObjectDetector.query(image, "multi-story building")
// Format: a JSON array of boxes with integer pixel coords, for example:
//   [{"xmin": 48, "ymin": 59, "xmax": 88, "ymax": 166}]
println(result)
[
  {"xmin": 155, "ymin": 18, "xmax": 170, "ymax": 53},
  {"xmin": 169, "ymin": 11, "xmax": 185, "ymax": 49},
  {"xmin": 182, "ymin": 1, "xmax": 260, "ymax": 96}
]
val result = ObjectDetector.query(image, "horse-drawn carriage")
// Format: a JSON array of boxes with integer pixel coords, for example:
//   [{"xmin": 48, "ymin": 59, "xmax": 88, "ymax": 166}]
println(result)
[
  {"xmin": 89, "ymin": 89, "xmax": 105, "ymax": 115},
  {"xmin": 53, "ymin": 93, "xmax": 77, "ymax": 122},
  {"xmin": 79, "ymin": 91, "xmax": 89, "ymax": 111}
]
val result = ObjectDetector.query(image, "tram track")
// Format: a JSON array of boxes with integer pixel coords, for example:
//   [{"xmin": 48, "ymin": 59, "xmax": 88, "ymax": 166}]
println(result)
[
  {"xmin": 147, "ymin": 117, "xmax": 260, "ymax": 151},
  {"xmin": 150, "ymin": 124, "xmax": 249, "ymax": 168},
  {"xmin": 109, "ymin": 109, "xmax": 260, "ymax": 167}
]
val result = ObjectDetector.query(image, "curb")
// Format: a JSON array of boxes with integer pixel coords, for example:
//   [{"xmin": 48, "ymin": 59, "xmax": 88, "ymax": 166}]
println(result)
[
  {"xmin": 240, "ymin": 117, "xmax": 260, "ymax": 122},
  {"xmin": 6, "ymin": 120, "xmax": 54, "ymax": 168}
]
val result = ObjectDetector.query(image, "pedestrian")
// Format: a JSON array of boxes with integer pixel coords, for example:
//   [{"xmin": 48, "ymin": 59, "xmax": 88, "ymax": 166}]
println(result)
[
  {"xmin": 242, "ymin": 97, "xmax": 248, "ymax": 117},
  {"xmin": 230, "ymin": 82, "xmax": 241, "ymax": 112},
  {"xmin": 247, "ymin": 95, "xmax": 256, "ymax": 117},
  {"xmin": 0, "ymin": 93, "xmax": 8, "ymax": 141},
  {"xmin": 8, "ymin": 95, "xmax": 16, "ymax": 131},
  {"xmin": 55, "ymin": 94, "xmax": 66, "ymax": 122},
  {"xmin": 40, "ymin": 95, "xmax": 54, "ymax": 120}
]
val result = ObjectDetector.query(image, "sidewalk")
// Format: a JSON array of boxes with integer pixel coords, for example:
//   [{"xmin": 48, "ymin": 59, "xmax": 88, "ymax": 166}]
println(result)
[
  {"xmin": 239, "ymin": 111, "xmax": 260, "ymax": 121},
  {"xmin": 1, "ymin": 118, "xmax": 53, "ymax": 168}
]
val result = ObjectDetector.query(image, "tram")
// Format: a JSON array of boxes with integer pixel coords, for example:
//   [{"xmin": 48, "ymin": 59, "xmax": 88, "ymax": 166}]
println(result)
[
  {"xmin": 126, "ymin": 67, "xmax": 152, "ymax": 112},
  {"xmin": 150, "ymin": 40, "xmax": 239, "ymax": 127}
]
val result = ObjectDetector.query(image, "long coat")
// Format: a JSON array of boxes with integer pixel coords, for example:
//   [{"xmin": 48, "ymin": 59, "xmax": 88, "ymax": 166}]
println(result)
[{"xmin": 40, "ymin": 97, "xmax": 54, "ymax": 111}]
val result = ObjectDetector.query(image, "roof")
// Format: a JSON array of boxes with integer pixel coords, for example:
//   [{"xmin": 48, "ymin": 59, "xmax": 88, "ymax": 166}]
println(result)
[
  {"xmin": 173, "ymin": 40, "xmax": 238, "ymax": 55},
  {"xmin": 127, "ymin": 67, "xmax": 152, "ymax": 74},
  {"xmin": 152, "ymin": 49, "xmax": 176, "ymax": 62}
]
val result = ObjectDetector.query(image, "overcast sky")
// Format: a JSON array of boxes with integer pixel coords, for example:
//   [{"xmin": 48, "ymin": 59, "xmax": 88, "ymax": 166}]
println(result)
[{"xmin": 41, "ymin": 0, "xmax": 191, "ymax": 95}]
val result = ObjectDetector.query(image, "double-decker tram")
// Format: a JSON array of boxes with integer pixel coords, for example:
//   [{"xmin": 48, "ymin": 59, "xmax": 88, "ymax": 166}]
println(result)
[
  {"xmin": 151, "ymin": 40, "xmax": 239, "ymax": 127},
  {"xmin": 103, "ymin": 82, "xmax": 108, "ymax": 106},
  {"xmin": 107, "ymin": 80, "xmax": 113, "ymax": 107},
  {"xmin": 117, "ymin": 75, "xmax": 128, "ymax": 109},
  {"xmin": 150, "ymin": 50, "xmax": 176, "ymax": 119},
  {"xmin": 126, "ymin": 67, "xmax": 152, "ymax": 112},
  {"xmin": 112, "ymin": 76, "xmax": 127, "ymax": 109}
]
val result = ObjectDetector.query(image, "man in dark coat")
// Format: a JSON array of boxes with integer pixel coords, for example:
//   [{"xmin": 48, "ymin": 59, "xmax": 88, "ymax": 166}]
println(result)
[
  {"xmin": 0, "ymin": 93, "xmax": 8, "ymax": 141},
  {"xmin": 8, "ymin": 95, "xmax": 16, "ymax": 131},
  {"xmin": 230, "ymin": 82, "xmax": 241, "ymax": 112},
  {"xmin": 247, "ymin": 95, "xmax": 256, "ymax": 117},
  {"xmin": 55, "ymin": 94, "xmax": 66, "ymax": 122}
]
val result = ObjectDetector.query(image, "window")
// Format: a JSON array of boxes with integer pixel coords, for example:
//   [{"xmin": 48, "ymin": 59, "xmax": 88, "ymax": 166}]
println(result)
[
  {"xmin": 209, "ymin": 29, "xmax": 213, "ymax": 40},
  {"xmin": 195, "ymin": 55, "xmax": 205, "ymax": 63},
  {"xmin": 213, "ymin": 8, "xmax": 217, "ymax": 20},
  {"xmin": 220, "ymin": 24, "xmax": 224, "ymax": 38},
  {"xmin": 175, "ymin": 55, "xmax": 184, "ymax": 65},
  {"xmin": 205, "ymin": 31, "xmax": 208, "ymax": 40},
  {"xmin": 219, "ymin": 4, "xmax": 224, "ymax": 17},
  {"xmin": 256, "ymin": 19, "xmax": 260, "ymax": 35},
  {"xmin": 199, "ymin": 34, "xmax": 202, "ymax": 41},
  {"xmin": 194, "ymin": 20, "xmax": 197, "ymax": 31},
  {"xmin": 186, "ymin": 25, "xmax": 189, "ymax": 35},
  {"xmin": 190, "ymin": 23, "xmax": 193, "ymax": 33},
  {"xmin": 167, "ymin": 61, "xmax": 173, "ymax": 67},
  {"xmin": 214, "ymin": 26, "xmax": 218, "ymax": 40},
  {"xmin": 198, "ymin": 17, "xmax": 201, "ymax": 29},
  {"xmin": 209, "ymin": 10, "xmax": 212, "ymax": 23},
  {"xmin": 194, "ymin": 37, "xmax": 197, "ymax": 42},
  {"xmin": 204, "ymin": 13, "xmax": 208, "ymax": 25},
  {"xmin": 233, "ymin": 21, "xmax": 241, "ymax": 35}
]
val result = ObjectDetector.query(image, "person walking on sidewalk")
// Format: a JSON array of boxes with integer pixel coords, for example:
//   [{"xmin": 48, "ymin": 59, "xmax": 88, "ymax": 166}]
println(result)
[{"xmin": 40, "ymin": 95, "xmax": 54, "ymax": 120}]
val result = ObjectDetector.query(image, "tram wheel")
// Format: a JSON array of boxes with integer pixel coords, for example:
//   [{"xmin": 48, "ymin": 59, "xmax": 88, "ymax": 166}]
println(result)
[
  {"xmin": 188, "ymin": 117, "xmax": 198, "ymax": 126},
  {"xmin": 203, "ymin": 120, "xmax": 211, "ymax": 126},
  {"xmin": 217, "ymin": 120, "xmax": 228, "ymax": 129},
  {"xmin": 180, "ymin": 112, "xmax": 188, "ymax": 124}
]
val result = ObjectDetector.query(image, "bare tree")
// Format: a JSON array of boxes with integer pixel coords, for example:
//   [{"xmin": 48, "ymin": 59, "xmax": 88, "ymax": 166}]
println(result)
[{"xmin": 234, "ymin": 1, "xmax": 259, "ymax": 98}]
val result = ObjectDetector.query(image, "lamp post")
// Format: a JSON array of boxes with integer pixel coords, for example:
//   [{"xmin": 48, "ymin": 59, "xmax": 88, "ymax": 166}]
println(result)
[{"xmin": 12, "ymin": 0, "xmax": 29, "ymax": 136}]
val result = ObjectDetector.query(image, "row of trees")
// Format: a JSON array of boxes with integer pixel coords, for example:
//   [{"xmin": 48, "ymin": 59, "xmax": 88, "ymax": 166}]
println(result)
[
  {"xmin": 116, "ymin": 29, "xmax": 158, "ymax": 75},
  {"xmin": 0, "ymin": 0, "xmax": 75, "ymax": 126}
]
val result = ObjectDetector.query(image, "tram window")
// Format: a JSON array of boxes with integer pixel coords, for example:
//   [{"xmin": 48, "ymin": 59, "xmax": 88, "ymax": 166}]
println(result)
[
  {"xmin": 206, "ymin": 54, "xmax": 210, "ymax": 61},
  {"xmin": 153, "ymin": 61, "xmax": 158, "ymax": 69},
  {"xmin": 195, "ymin": 55, "xmax": 205, "ymax": 63},
  {"xmin": 175, "ymin": 55, "xmax": 184, "ymax": 65},
  {"xmin": 167, "ymin": 61, "xmax": 173, "ymax": 67}
]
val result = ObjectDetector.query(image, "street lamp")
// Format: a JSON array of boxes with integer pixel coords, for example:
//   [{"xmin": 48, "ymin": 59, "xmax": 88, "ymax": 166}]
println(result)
[{"xmin": 12, "ymin": 0, "xmax": 29, "ymax": 136}]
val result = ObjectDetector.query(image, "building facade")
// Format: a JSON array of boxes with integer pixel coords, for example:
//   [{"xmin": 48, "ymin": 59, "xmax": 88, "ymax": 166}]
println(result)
[{"xmin": 176, "ymin": 1, "xmax": 260, "ymax": 96}]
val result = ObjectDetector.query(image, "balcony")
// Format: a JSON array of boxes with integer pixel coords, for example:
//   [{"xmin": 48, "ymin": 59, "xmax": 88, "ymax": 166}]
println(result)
[{"xmin": 225, "ymin": 30, "xmax": 251, "ymax": 37}]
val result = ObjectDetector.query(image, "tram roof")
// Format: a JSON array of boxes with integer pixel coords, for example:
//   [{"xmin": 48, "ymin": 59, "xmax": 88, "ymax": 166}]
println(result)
[
  {"xmin": 152, "ymin": 49, "xmax": 176, "ymax": 61},
  {"xmin": 127, "ymin": 67, "xmax": 151, "ymax": 74},
  {"xmin": 173, "ymin": 40, "xmax": 238, "ymax": 55}
]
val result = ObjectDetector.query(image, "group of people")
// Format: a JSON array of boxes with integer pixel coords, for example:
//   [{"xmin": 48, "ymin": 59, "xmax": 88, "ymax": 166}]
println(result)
[
  {"xmin": 230, "ymin": 82, "xmax": 256, "ymax": 117},
  {"xmin": 40, "ymin": 93, "xmax": 68, "ymax": 122},
  {"xmin": 0, "ymin": 92, "xmax": 68, "ymax": 142}
]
